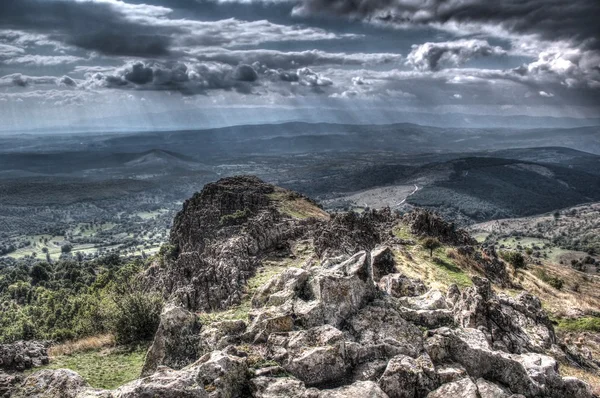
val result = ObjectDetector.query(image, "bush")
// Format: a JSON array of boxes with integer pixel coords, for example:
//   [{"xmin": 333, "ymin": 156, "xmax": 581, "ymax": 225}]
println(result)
[
  {"xmin": 499, "ymin": 250, "xmax": 526, "ymax": 269},
  {"xmin": 535, "ymin": 269, "xmax": 564, "ymax": 290},
  {"xmin": 111, "ymin": 291, "xmax": 163, "ymax": 345}
]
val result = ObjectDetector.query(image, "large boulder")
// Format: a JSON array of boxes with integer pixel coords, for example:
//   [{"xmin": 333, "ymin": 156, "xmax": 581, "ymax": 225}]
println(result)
[
  {"xmin": 11, "ymin": 369, "xmax": 89, "ymax": 398},
  {"xmin": 142, "ymin": 304, "xmax": 202, "ymax": 376},
  {"xmin": 267, "ymin": 325, "xmax": 348, "ymax": 387},
  {"xmin": 378, "ymin": 354, "xmax": 437, "ymax": 398},
  {"xmin": 379, "ymin": 274, "xmax": 427, "ymax": 298}
]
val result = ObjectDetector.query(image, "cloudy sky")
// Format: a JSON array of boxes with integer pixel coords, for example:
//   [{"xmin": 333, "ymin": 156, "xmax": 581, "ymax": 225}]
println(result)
[{"xmin": 1, "ymin": 0, "xmax": 599, "ymax": 131}]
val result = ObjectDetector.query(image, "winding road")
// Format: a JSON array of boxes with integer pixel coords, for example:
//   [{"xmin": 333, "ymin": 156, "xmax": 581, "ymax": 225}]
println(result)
[{"xmin": 396, "ymin": 184, "xmax": 419, "ymax": 207}]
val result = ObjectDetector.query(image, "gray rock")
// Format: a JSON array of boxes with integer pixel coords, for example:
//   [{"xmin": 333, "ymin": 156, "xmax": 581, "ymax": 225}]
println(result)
[
  {"xmin": 378, "ymin": 354, "xmax": 437, "ymax": 398},
  {"xmin": 0, "ymin": 341, "xmax": 48, "ymax": 371},
  {"xmin": 142, "ymin": 304, "xmax": 202, "ymax": 376},
  {"xmin": 476, "ymin": 378, "xmax": 511, "ymax": 398},
  {"xmin": 370, "ymin": 246, "xmax": 397, "ymax": 282},
  {"xmin": 318, "ymin": 381, "xmax": 389, "ymax": 397},
  {"xmin": 12, "ymin": 369, "xmax": 89, "ymax": 398},
  {"xmin": 426, "ymin": 378, "xmax": 478, "ymax": 398},
  {"xmin": 250, "ymin": 376, "xmax": 307, "ymax": 398},
  {"xmin": 451, "ymin": 276, "xmax": 556, "ymax": 353},
  {"xmin": 398, "ymin": 289, "xmax": 448, "ymax": 311},
  {"xmin": 267, "ymin": 325, "xmax": 348, "ymax": 387},
  {"xmin": 379, "ymin": 274, "xmax": 427, "ymax": 298}
]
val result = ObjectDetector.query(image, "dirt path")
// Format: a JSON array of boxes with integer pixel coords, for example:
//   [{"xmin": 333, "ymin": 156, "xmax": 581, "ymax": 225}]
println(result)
[{"xmin": 397, "ymin": 184, "xmax": 419, "ymax": 206}]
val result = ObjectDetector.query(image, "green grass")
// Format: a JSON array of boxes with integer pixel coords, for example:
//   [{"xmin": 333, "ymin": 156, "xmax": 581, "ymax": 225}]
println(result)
[
  {"xmin": 30, "ymin": 346, "xmax": 147, "ymax": 390},
  {"xmin": 393, "ymin": 225, "xmax": 414, "ymax": 241},
  {"xmin": 431, "ymin": 251, "xmax": 473, "ymax": 288},
  {"xmin": 557, "ymin": 317, "xmax": 600, "ymax": 333}
]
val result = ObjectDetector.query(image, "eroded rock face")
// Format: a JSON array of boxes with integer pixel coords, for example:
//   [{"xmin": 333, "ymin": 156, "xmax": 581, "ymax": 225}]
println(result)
[
  {"xmin": 451, "ymin": 276, "xmax": 556, "ymax": 353},
  {"xmin": 313, "ymin": 209, "xmax": 397, "ymax": 259},
  {"xmin": 142, "ymin": 304, "xmax": 202, "ymax": 376},
  {"xmin": 146, "ymin": 176, "xmax": 311, "ymax": 312},
  {"xmin": 0, "ymin": 341, "xmax": 48, "ymax": 371},
  {"xmin": 403, "ymin": 209, "xmax": 476, "ymax": 246}
]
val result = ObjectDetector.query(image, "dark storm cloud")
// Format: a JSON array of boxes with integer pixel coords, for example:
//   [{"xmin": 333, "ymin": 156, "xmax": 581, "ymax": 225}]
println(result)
[
  {"xmin": 293, "ymin": 0, "xmax": 600, "ymax": 49},
  {"xmin": 0, "ymin": 0, "xmax": 177, "ymax": 56},
  {"xmin": 83, "ymin": 61, "xmax": 261, "ymax": 95}
]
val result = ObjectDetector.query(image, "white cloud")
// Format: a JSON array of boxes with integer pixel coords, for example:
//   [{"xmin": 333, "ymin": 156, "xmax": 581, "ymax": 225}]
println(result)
[{"xmin": 406, "ymin": 39, "xmax": 506, "ymax": 71}]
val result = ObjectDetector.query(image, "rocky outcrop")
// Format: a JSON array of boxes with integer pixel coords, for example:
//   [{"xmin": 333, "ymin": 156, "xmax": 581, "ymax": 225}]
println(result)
[
  {"xmin": 450, "ymin": 276, "xmax": 556, "ymax": 354},
  {"xmin": 145, "ymin": 176, "xmax": 315, "ymax": 312},
  {"xmin": 11, "ymin": 369, "xmax": 88, "ymax": 398},
  {"xmin": 403, "ymin": 209, "xmax": 476, "ymax": 246},
  {"xmin": 313, "ymin": 209, "xmax": 397, "ymax": 259},
  {"xmin": 0, "ymin": 341, "xmax": 48, "ymax": 371}
]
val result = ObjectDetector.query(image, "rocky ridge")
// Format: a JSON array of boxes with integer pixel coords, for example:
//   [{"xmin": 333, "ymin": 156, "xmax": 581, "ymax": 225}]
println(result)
[{"xmin": 12, "ymin": 176, "xmax": 598, "ymax": 398}]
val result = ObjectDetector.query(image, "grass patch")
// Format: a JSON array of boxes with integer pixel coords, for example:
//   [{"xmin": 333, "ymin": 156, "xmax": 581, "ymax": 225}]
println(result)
[
  {"xmin": 268, "ymin": 189, "xmax": 329, "ymax": 220},
  {"xmin": 431, "ymin": 253, "xmax": 472, "ymax": 288},
  {"xmin": 557, "ymin": 317, "xmax": 600, "ymax": 333},
  {"xmin": 30, "ymin": 345, "xmax": 147, "ymax": 390},
  {"xmin": 392, "ymin": 225, "xmax": 414, "ymax": 241}
]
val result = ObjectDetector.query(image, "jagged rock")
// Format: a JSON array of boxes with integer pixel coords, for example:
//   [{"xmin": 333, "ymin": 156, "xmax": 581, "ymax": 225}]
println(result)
[
  {"xmin": 267, "ymin": 325, "xmax": 348, "ymax": 387},
  {"xmin": 435, "ymin": 365, "xmax": 467, "ymax": 384},
  {"xmin": 397, "ymin": 289, "xmax": 448, "ymax": 311},
  {"xmin": 146, "ymin": 176, "xmax": 311, "ymax": 312},
  {"xmin": 378, "ymin": 354, "xmax": 437, "ymax": 398},
  {"xmin": 351, "ymin": 359, "xmax": 388, "ymax": 382},
  {"xmin": 0, "ymin": 371, "xmax": 22, "ymax": 398},
  {"xmin": 115, "ymin": 365, "xmax": 207, "ymax": 397},
  {"xmin": 250, "ymin": 376, "xmax": 308, "ymax": 398},
  {"xmin": 122, "ymin": 350, "xmax": 247, "ymax": 398},
  {"xmin": 142, "ymin": 304, "xmax": 202, "ymax": 376},
  {"xmin": 0, "ymin": 340, "xmax": 48, "ymax": 371},
  {"xmin": 395, "ymin": 307, "xmax": 454, "ymax": 329},
  {"xmin": 194, "ymin": 351, "xmax": 248, "ymax": 398},
  {"xmin": 426, "ymin": 377, "xmax": 478, "ymax": 398},
  {"xmin": 11, "ymin": 369, "xmax": 89, "ymax": 398},
  {"xmin": 424, "ymin": 327, "xmax": 593, "ymax": 398},
  {"xmin": 312, "ymin": 251, "xmax": 377, "ymax": 327},
  {"xmin": 318, "ymin": 381, "xmax": 389, "ymax": 397},
  {"xmin": 379, "ymin": 274, "xmax": 427, "ymax": 298},
  {"xmin": 451, "ymin": 276, "xmax": 555, "ymax": 353},
  {"xmin": 252, "ymin": 268, "xmax": 310, "ymax": 308},
  {"xmin": 346, "ymin": 302, "xmax": 423, "ymax": 360},
  {"xmin": 198, "ymin": 320, "xmax": 247, "ymax": 354},
  {"xmin": 314, "ymin": 209, "xmax": 396, "ymax": 258},
  {"xmin": 476, "ymin": 378, "xmax": 512, "ymax": 398},
  {"xmin": 370, "ymin": 246, "xmax": 397, "ymax": 282},
  {"xmin": 403, "ymin": 209, "xmax": 476, "ymax": 246}
]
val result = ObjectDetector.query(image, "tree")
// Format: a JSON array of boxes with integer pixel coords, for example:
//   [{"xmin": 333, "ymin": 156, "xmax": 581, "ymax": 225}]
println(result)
[
  {"xmin": 61, "ymin": 243, "xmax": 72, "ymax": 254},
  {"xmin": 422, "ymin": 237, "xmax": 441, "ymax": 257}
]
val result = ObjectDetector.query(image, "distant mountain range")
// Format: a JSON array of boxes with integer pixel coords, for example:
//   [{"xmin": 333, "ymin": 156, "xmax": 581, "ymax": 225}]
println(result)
[{"xmin": 2, "ymin": 108, "xmax": 600, "ymax": 135}]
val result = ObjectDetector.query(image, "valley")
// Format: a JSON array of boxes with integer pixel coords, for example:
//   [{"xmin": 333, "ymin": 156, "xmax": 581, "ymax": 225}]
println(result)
[{"xmin": 0, "ymin": 123, "xmax": 599, "ymax": 271}]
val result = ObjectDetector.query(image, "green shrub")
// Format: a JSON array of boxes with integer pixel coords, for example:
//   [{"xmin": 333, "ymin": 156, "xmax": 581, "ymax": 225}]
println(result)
[
  {"xmin": 499, "ymin": 250, "xmax": 526, "ymax": 269},
  {"xmin": 111, "ymin": 291, "xmax": 163, "ymax": 345},
  {"xmin": 219, "ymin": 208, "xmax": 252, "ymax": 225},
  {"xmin": 535, "ymin": 269, "xmax": 564, "ymax": 290}
]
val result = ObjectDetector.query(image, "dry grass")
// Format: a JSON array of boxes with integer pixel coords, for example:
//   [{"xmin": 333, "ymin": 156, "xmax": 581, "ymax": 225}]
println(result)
[
  {"xmin": 517, "ymin": 262, "xmax": 600, "ymax": 318},
  {"xmin": 49, "ymin": 334, "xmax": 115, "ymax": 357},
  {"xmin": 268, "ymin": 188, "xmax": 330, "ymax": 220}
]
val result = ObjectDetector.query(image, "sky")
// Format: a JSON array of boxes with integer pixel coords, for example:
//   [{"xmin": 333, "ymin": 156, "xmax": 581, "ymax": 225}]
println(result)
[{"xmin": 0, "ymin": 0, "xmax": 599, "ymax": 132}]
